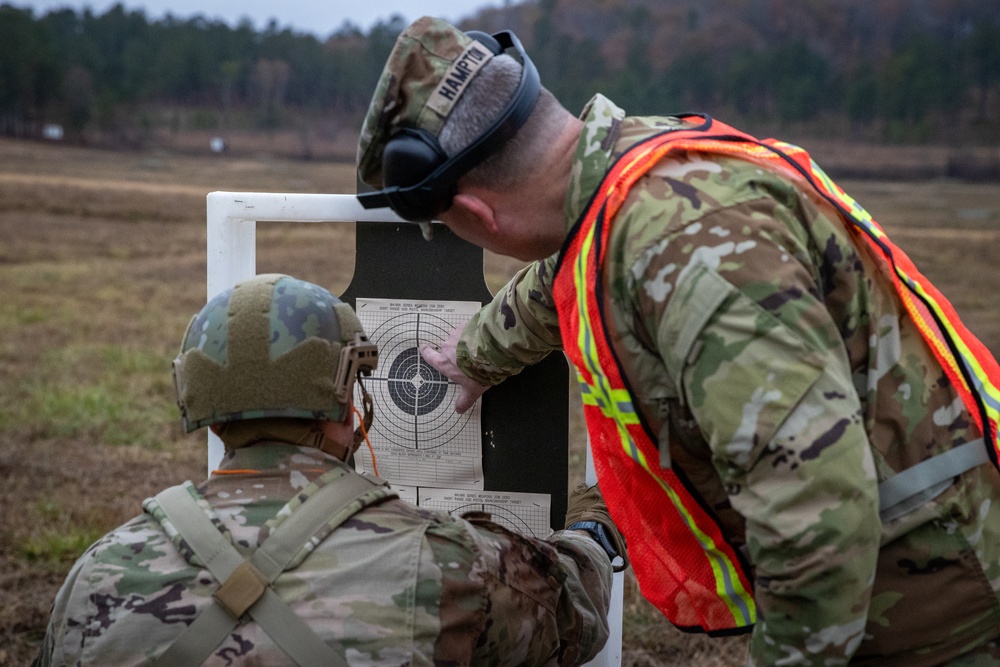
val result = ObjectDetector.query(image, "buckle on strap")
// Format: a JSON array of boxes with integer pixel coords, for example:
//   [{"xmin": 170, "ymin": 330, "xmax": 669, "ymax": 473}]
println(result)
[{"xmin": 214, "ymin": 561, "xmax": 268, "ymax": 618}]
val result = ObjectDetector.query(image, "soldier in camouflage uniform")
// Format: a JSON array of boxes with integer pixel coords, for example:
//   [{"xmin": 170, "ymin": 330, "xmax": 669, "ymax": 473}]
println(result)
[
  {"xmin": 356, "ymin": 16, "xmax": 1000, "ymax": 667},
  {"xmin": 34, "ymin": 273, "xmax": 616, "ymax": 666}
]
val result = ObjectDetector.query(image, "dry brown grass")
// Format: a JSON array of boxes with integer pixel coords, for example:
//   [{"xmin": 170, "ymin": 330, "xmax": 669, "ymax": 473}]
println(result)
[{"xmin": 1, "ymin": 136, "xmax": 998, "ymax": 666}]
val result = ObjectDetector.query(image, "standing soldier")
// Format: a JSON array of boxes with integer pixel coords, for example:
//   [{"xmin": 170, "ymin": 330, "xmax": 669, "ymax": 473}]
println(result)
[
  {"xmin": 34, "ymin": 273, "xmax": 617, "ymax": 666},
  {"xmin": 357, "ymin": 16, "xmax": 1000, "ymax": 666}
]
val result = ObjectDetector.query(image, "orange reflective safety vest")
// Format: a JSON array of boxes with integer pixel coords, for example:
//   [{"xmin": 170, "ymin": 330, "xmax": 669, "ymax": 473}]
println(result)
[{"xmin": 551, "ymin": 114, "xmax": 1000, "ymax": 634}]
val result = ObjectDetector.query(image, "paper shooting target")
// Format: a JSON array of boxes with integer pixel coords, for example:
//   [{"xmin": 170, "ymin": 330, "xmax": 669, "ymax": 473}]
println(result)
[
  {"xmin": 355, "ymin": 305, "xmax": 479, "ymax": 452},
  {"xmin": 414, "ymin": 489, "xmax": 553, "ymax": 539},
  {"xmin": 445, "ymin": 503, "xmax": 540, "ymax": 536}
]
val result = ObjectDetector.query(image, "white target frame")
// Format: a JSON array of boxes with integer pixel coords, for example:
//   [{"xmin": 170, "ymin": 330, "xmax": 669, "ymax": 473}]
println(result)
[{"xmin": 205, "ymin": 190, "xmax": 622, "ymax": 666}]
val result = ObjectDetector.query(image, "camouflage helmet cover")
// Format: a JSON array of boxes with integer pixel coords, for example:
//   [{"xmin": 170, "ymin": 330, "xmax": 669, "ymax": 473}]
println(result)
[
  {"xmin": 356, "ymin": 16, "xmax": 486, "ymax": 189},
  {"xmin": 173, "ymin": 274, "xmax": 378, "ymax": 432}
]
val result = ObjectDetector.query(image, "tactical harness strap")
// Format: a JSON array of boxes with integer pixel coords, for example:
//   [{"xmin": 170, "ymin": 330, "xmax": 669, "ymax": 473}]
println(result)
[
  {"xmin": 878, "ymin": 438, "xmax": 989, "ymax": 523},
  {"xmin": 150, "ymin": 466, "xmax": 394, "ymax": 667}
]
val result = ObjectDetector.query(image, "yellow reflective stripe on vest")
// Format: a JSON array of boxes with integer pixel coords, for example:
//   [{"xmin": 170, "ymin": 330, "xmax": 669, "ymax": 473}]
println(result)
[
  {"xmin": 805, "ymin": 155, "xmax": 1000, "ymax": 442},
  {"xmin": 573, "ymin": 220, "xmax": 643, "ymax": 463},
  {"xmin": 568, "ymin": 150, "xmax": 755, "ymax": 627},
  {"xmin": 649, "ymin": 472, "xmax": 755, "ymax": 626}
]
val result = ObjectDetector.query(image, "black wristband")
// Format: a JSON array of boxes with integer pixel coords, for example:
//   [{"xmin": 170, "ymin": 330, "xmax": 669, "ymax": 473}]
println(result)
[{"xmin": 566, "ymin": 520, "xmax": 618, "ymax": 561}]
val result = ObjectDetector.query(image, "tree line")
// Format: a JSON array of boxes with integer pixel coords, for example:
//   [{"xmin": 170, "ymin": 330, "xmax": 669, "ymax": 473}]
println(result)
[
  {"xmin": 1, "ymin": 1, "xmax": 998, "ymax": 151},
  {"xmin": 0, "ymin": 3, "xmax": 405, "ymax": 145},
  {"xmin": 516, "ymin": 0, "xmax": 1000, "ymax": 145}
]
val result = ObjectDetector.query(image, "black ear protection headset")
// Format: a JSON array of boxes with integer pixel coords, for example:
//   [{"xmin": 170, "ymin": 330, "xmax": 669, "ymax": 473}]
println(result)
[{"xmin": 357, "ymin": 29, "xmax": 540, "ymax": 222}]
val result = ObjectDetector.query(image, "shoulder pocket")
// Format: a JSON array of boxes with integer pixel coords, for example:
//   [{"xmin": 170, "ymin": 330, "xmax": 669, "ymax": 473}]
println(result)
[
  {"xmin": 659, "ymin": 262, "xmax": 825, "ymax": 470},
  {"xmin": 659, "ymin": 263, "xmax": 733, "ymax": 388}
]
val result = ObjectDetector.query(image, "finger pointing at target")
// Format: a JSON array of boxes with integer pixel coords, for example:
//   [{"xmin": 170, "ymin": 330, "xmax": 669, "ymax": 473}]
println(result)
[{"xmin": 420, "ymin": 325, "xmax": 489, "ymax": 414}]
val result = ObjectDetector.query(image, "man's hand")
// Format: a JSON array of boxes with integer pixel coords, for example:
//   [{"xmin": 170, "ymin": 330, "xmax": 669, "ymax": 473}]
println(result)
[{"xmin": 420, "ymin": 325, "xmax": 489, "ymax": 414}]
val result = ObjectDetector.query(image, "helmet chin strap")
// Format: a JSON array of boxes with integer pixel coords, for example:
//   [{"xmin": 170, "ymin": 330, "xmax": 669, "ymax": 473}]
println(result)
[
  {"xmin": 302, "ymin": 428, "xmax": 348, "ymax": 461},
  {"xmin": 296, "ymin": 375, "xmax": 375, "ymax": 462}
]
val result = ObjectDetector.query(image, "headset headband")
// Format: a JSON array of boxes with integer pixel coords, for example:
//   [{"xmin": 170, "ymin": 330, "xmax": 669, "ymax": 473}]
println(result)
[{"xmin": 357, "ymin": 29, "xmax": 540, "ymax": 221}]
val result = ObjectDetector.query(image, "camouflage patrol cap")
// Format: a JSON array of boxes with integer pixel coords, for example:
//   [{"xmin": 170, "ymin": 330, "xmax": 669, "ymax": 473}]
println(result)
[
  {"xmin": 172, "ymin": 274, "xmax": 377, "ymax": 433},
  {"xmin": 357, "ymin": 16, "xmax": 495, "ymax": 188}
]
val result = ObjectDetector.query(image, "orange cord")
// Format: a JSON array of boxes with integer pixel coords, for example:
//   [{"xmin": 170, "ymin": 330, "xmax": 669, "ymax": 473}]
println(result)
[{"xmin": 353, "ymin": 404, "xmax": 379, "ymax": 477}]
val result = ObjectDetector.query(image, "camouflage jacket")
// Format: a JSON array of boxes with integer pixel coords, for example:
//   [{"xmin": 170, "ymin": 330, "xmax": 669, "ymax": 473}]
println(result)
[
  {"xmin": 456, "ymin": 95, "xmax": 1000, "ymax": 666},
  {"xmin": 35, "ymin": 443, "xmax": 611, "ymax": 666}
]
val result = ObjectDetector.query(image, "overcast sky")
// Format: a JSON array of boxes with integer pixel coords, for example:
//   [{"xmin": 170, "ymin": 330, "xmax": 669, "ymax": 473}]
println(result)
[{"xmin": 10, "ymin": 0, "xmax": 508, "ymax": 37}]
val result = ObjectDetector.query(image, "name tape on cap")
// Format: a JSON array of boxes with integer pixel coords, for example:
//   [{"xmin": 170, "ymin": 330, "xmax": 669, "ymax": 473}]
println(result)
[{"xmin": 426, "ymin": 41, "xmax": 495, "ymax": 118}]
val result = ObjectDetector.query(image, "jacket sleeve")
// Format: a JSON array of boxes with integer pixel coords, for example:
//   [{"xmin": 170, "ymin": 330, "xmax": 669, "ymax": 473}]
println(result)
[
  {"xmin": 544, "ymin": 531, "xmax": 614, "ymax": 664},
  {"xmin": 634, "ymin": 193, "xmax": 881, "ymax": 666},
  {"xmin": 456, "ymin": 254, "xmax": 563, "ymax": 386},
  {"xmin": 32, "ymin": 541, "xmax": 95, "ymax": 667},
  {"xmin": 461, "ymin": 516, "xmax": 613, "ymax": 665}
]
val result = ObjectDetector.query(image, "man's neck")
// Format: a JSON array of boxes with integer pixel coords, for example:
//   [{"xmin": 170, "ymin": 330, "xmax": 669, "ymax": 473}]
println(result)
[{"xmin": 507, "ymin": 116, "xmax": 584, "ymax": 259}]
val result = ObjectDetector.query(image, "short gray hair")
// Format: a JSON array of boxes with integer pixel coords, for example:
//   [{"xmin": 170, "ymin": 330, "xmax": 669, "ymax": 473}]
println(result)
[{"xmin": 438, "ymin": 54, "xmax": 561, "ymax": 190}]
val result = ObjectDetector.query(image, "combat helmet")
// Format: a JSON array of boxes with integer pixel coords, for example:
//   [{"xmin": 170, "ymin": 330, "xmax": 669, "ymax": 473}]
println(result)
[{"xmin": 172, "ymin": 274, "xmax": 378, "ymax": 433}]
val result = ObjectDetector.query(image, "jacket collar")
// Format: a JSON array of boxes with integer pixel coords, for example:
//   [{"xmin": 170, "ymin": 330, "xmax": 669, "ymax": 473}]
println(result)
[{"xmin": 564, "ymin": 94, "xmax": 626, "ymax": 231}]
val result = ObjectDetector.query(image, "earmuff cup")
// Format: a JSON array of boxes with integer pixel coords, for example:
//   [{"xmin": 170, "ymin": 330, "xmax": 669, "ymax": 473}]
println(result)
[{"xmin": 381, "ymin": 128, "xmax": 453, "ymax": 220}]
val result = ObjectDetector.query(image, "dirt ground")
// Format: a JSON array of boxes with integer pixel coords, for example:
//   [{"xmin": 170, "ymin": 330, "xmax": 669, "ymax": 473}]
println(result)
[{"xmin": 1, "ymin": 136, "xmax": 999, "ymax": 666}]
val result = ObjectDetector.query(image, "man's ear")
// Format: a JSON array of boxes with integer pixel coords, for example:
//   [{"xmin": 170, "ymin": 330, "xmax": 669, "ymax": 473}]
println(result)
[{"xmin": 452, "ymin": 192, "xmax": 499, "ymax": 234}]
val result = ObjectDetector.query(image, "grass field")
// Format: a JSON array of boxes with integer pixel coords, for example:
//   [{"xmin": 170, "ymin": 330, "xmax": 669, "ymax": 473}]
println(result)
[{"xmin": 1, "ymin": 136, "xmax": 998, "ymax": 666}]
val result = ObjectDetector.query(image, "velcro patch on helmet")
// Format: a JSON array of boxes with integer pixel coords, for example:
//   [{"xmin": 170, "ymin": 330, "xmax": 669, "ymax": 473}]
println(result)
[
  {"xmin": 178, "ymin": 337, "xmax": 343, "ymax": 429},
  {"xmin": 174, "ymin": 274, "xmax": 363, "ymax": 432}
]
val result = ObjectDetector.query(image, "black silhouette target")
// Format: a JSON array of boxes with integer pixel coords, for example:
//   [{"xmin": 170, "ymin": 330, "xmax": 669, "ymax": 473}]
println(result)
[
  {"xmin": 342, "ymin": 222, "xmax": 569, "ymax": 532},
  {"xmin": 361, "ymin": 311, "xmax": 475, "ymax": 450}
]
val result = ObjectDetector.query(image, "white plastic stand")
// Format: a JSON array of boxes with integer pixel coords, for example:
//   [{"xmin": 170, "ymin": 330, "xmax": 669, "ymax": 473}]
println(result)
[
  {"xmin": 587, "ymin": 443, "xmax": 625, "ymax": 666},
  {"xmin": 205, "ymin": 191, "xmax": 623, "ymax": 665}
]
